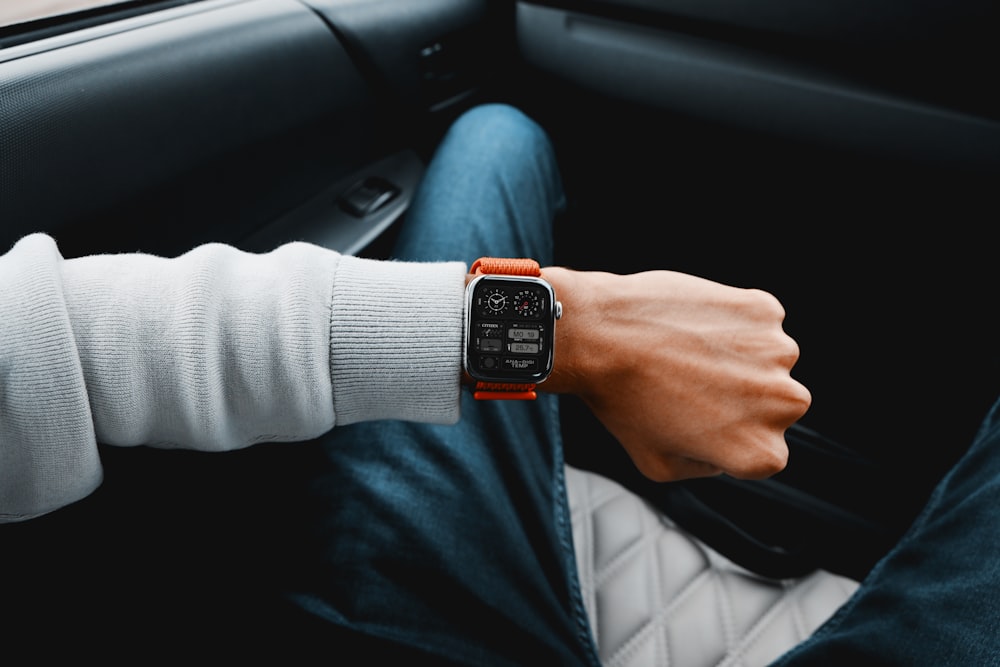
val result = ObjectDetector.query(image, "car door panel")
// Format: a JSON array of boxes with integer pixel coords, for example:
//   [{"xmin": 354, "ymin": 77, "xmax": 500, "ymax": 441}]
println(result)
[
  {"xmin": 304, "ymin": 0, "xmax": 498, "ymax": 119},
  {"xmin": 517, "ymin": 0, "xmax": 998, "ymax": 120},
  {"xmin": 1, "ymin": 0, "xmax": 501, "ymax": 262},
  {"xmin": 517, "ymin": 3, "xmax": 1000, "ymax": 168},
  {"xmin": 1, "ymin": 0, "xmax": 388, "ymax": 257}
]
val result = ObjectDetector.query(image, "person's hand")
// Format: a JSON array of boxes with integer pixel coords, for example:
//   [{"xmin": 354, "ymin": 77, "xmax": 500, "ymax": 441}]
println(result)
[{"xmin": 541, "ymin": 267, "xmax": 810, "ymax": 482}]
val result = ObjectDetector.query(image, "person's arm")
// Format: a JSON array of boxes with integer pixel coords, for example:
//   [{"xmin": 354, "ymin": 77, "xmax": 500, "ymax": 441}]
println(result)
[
  {"xmin": 539, "ymin": 266, "xmax": 810, "ymax": 482},
  {"xmin": 2, "ymin": 234, "xmax": 806, "ymax": 522},
  {"xmin": 59, "ymin": 240, "xmax": 467, "ymax": 447},
  {"xmin": 0, "ymin": 233, "xmax": 466, "ymax": 522}
]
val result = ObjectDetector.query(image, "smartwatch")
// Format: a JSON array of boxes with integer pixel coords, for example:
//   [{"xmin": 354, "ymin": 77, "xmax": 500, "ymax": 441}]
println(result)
[{"xmin": 464, "ymin": 257, "xmax": 562, "ymax": 400}]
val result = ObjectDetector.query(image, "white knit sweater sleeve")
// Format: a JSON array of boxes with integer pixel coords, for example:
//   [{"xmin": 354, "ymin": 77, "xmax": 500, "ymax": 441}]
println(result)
[{"xmin": 0, "ymin": 233, "xmax": 467, "ymax": 522}]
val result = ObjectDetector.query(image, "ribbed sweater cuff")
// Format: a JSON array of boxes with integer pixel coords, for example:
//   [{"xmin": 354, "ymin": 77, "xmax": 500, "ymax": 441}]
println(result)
[{"xmin": 329, "ymin": 255, "xmax": 466, "ymax": 425}]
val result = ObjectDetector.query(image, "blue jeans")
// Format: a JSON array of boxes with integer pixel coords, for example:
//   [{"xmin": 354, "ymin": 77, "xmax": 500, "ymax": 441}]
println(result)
[
  {"xmin": 282, "ymin": 103, "xmax": 1000, "ymax": 666},
  {"xmin": 771, "ymin": 397, "xmax": 1000, "ymax": 665},
  {"xmin": 280, "ymin": 104, "xmax": 600, "ymax": 665}
]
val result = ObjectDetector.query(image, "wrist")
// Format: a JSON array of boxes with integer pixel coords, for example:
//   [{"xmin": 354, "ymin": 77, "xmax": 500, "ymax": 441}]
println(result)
[{"xmin": 534, "ymin": 266, "xmax": 610, "ymax": 396}]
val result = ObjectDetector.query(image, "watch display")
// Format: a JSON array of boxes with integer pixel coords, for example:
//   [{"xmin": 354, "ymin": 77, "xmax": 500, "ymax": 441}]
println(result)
[{"xmin": 465, "ymin": 275, "xmax": 558, "ymax": 385}]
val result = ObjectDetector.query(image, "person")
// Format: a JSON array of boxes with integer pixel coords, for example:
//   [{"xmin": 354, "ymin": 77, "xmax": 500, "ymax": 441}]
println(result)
[{"xmin": 1, "ymin": 103, "xmax": 997, "ymax": 664}]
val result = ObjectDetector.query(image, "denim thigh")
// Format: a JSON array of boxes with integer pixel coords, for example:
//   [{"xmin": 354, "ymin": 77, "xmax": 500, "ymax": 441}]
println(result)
[{"xmin": 279, "ymin": 104, "xmax": 598, "ymax": 665}]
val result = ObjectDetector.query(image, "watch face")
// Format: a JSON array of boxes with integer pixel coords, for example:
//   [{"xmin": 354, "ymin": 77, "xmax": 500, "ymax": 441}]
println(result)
[{"xmin": 465, "ymin": 275, "xmax": 557, "ymax": 383}]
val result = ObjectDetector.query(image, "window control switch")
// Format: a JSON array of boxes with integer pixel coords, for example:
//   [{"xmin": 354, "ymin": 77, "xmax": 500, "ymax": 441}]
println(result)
[{"xmin": 339, "ymin": 176, "xmax": 400, "ymax": 218}]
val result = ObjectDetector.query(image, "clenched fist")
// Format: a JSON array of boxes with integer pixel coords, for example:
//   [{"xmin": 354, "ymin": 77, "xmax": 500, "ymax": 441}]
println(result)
[{"xmin": 541, "ymin": 267, "xmax": 810, "ymax": 482}]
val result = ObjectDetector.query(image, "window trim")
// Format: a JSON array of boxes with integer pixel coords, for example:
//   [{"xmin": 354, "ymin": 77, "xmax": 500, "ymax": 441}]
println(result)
[{"xmin": 0, "ymin": 0, "xmax": 213, "ymax": 51}]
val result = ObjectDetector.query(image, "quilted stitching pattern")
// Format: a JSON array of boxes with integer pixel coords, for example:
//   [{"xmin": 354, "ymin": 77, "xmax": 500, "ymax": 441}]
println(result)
[{"xmin": 566, "ymin": 465, "xmax": 860, "ymax": 667}]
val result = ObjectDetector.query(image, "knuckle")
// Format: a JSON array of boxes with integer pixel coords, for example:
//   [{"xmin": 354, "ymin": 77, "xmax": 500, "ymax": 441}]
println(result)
[
  {"xmin": 781, "ymin": 335, "xmax": 802, "ymax": 364},
  {"xmin": 763, "ymin": 441, "xmax": 790, "ymax": 475},
  {"xmin": 747, "ymin": 288, "xmax": 786, "ymax": 319},
  {"xmin": 792, "ymin": 381, "xmax": 813, "ymax": 414},
  {"xmin": 732, "ymin": 436, "xmax": 789, "ymax": 479},
  {"xmin": 779, "ymin": 376, "xmax": 812, "ymax": 419}
]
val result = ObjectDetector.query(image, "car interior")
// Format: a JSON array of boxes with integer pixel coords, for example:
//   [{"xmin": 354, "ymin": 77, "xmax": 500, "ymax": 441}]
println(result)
[{"xmin": 3, "ymin": 0, "xmax": 998, "ymax": 662}]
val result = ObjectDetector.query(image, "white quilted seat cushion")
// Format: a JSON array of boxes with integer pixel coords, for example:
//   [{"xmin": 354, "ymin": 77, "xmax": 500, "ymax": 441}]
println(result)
[{"xmin": 566, "ymin": 465, "xmax": 860, "ymax": 667}]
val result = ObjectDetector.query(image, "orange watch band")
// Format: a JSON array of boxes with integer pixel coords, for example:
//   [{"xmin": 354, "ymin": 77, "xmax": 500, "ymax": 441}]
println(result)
[
  {"xmin": 470, "ymin": 257, "xmax": 543, "ymax": 400},
  {"xmin": 470, "ymin": 257, "xmax": 542, "ymax": 278},
  {"xmin": 472, "ymin": 381, "xmax": 538, "ymax": 401}
]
